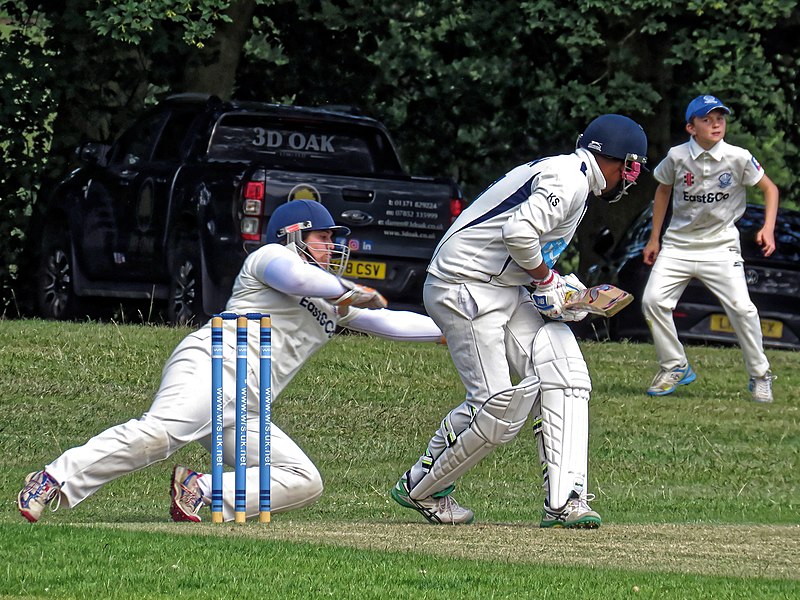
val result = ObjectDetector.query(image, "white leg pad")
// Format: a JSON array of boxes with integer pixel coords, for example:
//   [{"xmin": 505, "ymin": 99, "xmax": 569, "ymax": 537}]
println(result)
[
  {"xmin": 410, "ymin": 375, "xmax": 540, "ymax": 500},
  {"xmin": 531, "ymin": 323, "xmax": 592, "ymax": 510}
]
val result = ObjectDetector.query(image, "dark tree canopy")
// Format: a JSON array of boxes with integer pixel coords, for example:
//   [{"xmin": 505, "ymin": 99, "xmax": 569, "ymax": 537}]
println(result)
[{"xmin": 1, "ymin": 0, "xmax": 798, "ymax": 312}]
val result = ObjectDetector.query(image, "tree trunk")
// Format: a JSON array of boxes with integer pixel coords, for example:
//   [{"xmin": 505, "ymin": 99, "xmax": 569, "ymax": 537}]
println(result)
[
  {"xmin": 576, "ymin": 31, "xmax": 674, "ymax": 279},
  {"xmin": 180, "ymin": 0, "xmax": 258, "ymax": 99}
]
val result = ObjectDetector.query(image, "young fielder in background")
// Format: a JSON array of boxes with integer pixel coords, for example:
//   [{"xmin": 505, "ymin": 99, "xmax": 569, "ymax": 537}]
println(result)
[
  {"xmin": 641, "ymin": 95, "xmax": 779, "ymax": 402},
  {"xmin": 18, "ymin": 200, "xmax": 446, "ymax": 523},
  {"xmin": 390, "ymin": 114, "xmax": 648, "ymax": 528}
]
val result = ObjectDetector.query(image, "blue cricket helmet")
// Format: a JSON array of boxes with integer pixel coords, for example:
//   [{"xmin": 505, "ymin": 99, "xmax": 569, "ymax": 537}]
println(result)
[
  {"xmin": 264, "ymin": 200, "xmax": 350, "ymax": 245},
  {"xmin": 577, "ymin": 114, "xmax": 648, "ymax": 165},
  {"xmin": 577, "ymin": 114, "xmax": 649, "ymax": 203}
]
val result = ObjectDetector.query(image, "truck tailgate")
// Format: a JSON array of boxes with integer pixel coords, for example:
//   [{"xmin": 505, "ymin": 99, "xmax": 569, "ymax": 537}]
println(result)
[{"xmin": 262, "ymin": 171, "xmax": 455, "ymax": 260}]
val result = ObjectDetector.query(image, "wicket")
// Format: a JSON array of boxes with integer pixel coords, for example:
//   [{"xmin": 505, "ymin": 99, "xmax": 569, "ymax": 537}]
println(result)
[{"xmin": 210, "ymin": 312, "xmax": 272, "ymax": 524}]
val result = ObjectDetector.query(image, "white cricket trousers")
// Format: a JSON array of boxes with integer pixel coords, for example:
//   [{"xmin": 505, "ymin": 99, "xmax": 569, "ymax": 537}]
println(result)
[
  {"xmin": 46, "ymin": 330, "xmax": 322, "ymax": 520},
  {"xmin": 409, "ymin": 276, "xmax": 544, "ymax": 486},
  {"xmin": 641, "ymin": 254, "xmax": 770, "ymax": 377}
]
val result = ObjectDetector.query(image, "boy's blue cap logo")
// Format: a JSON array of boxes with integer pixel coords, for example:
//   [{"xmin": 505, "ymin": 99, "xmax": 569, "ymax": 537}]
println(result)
[{"xmin": 686, "ymin": 95, "xmax": 731, "ymax": 123}]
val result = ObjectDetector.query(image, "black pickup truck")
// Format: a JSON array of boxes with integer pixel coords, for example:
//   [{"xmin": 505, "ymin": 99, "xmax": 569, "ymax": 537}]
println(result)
[{"xmin": 33, "ymin": 94, "xmax": 464, "ymax": 324}]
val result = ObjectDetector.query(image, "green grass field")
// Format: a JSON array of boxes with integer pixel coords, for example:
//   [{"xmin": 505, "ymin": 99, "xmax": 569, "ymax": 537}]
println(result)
[{"xmin": 1, "ymin": 319, "xmax": 798, "ymax": 599}]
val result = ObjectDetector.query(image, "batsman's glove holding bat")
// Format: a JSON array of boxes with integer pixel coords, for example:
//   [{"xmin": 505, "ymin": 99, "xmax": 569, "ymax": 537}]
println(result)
[
  {"xmin": 530, "ymin": 271, "xmax": 589, "ymax": 322},
  {"xmin": 558, "ymin": 273, "xmax": 590, "ymax": 322},
  {"xmin": 332, "ymin": 278, "xmax": 388, "ymax": 315},
  {"xmin": 530, "ymin": 270, "xmax": 567, "ymax": 319}
]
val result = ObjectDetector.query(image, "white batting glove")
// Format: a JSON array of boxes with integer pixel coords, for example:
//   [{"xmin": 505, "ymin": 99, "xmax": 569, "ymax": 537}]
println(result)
[
  {"xmin": 559, "ymin": 273, "xmax": 590, "ymax": 322},
  {"xmin": 530, "ymin": 270, "xmax": 568, "ymax": 319},
  {"xmin": 332, "ymin": 279, "xmax": 388, "ymax": 313}
]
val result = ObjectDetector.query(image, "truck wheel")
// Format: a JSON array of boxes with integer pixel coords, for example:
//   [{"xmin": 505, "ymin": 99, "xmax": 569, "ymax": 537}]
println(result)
[
  {"xmin": 36, "ymin": 231, "xmax": 83, "ymax": 320},
  {"xmin": 168, "ymin": 240, "xmax": 208, "ymax": 326}
]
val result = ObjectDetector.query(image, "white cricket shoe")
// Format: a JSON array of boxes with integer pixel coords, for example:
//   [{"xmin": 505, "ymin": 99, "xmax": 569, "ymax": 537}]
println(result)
[
  {"xmin": 18, "ymin": 470, "xmax": 62, "ymax": 523},
  {"xmin": 391, "ymin": 471, "xmax": 474, "ymax": 524},
  {"xmin": 170, "ymin": 465, "xmax": 206, "ymax": 522},
  {"xmin": 749, "ymin": 371, "xmax": 775, "ymax": 403},
  {"xmin": 540, "ymin": 494, "xmax": 601, "ymax": 529}
]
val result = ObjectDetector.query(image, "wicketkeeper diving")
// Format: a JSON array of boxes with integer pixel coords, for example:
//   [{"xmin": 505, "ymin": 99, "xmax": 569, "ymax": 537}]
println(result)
[{"xmin": 17, "ymin": 200, "xmax": 447, "ymax": 523}]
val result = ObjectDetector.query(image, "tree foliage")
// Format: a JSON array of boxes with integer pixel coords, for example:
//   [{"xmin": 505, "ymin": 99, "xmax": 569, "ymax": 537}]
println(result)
[{"xmin": 1, "ymin": 0, "xmax": 798, "ymax": 313}]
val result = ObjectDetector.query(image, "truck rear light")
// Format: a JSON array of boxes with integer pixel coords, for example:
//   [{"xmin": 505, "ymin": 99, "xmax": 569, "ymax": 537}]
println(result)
[
  {"xmin": 241, "ymin": 217, "xmax": 261, "ymax": 236},
  {"xmin": 450, "ymin": 197, "xmax": 465, "ymax": 222},
  {"xmin": 241, "ymin": 179, "xmax": 266, "ymax": 241},
  {"xmin": 243, "ymin": 199, "xmax": 261, "ymax": 215},
  {"xmin": 244, "ymin": 181, "xmax": 265, "ymax": 199}
]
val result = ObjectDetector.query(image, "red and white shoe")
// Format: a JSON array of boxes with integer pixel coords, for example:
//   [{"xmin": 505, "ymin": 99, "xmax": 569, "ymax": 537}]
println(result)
[
  {"xmin": 170, "ymin": 465, "xmax": 206, "ymax": 522},
  {"xmin": 18, "ymin": 470, "xmax": 62, "ymax": 523}
]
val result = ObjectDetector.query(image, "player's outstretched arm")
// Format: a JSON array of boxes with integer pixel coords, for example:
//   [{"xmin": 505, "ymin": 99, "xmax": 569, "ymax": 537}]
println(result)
[
  {"xmin": 256, "ymin": 248, "xmax": 387, "ymax": 312},
  {"xmin": 344, "ymin": 308, "xmax": 443, "ymax": 342},
  {"xmin": 258, "ymin": 248, "xmax": 350, "ymax": 298}
]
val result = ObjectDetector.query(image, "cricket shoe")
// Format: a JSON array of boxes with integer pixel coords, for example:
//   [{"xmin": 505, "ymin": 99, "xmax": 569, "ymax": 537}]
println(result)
[
  {"xmin": 391, "ymin": 471, "xmax": 474, "ymax": 524},
  {"xmin": 170, "ymin": 465, "xmax": 206, "ymax": 522},
  {"xmin": 18, "ymin": 470, "xmax": 62, "ymax": 523},
  {"xmin": 647, "ymin": 363, "xmax": 696, "ymax": 396},
  {"xmin": 749, "ymin": 371, "xmax": 775, "ymax": 403},
  {"xmin": 540, "ymin": 494, "xmax": 601, "ymax": 529}
]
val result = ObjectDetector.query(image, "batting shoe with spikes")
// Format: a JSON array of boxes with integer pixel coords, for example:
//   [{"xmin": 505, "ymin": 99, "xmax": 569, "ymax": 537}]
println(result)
[
  {"xmin": 18, "ymin": 470, "xmax": 62, "ymax": 523},
  {"xmin": 390, "ymin": 471, "xmax": 474, "ymax": 525},
  {"xmin": 540, "ymin": 494, "xmax": 601, "ymax": 529},
  {"xmin": 647, "ymin": 363, "xmax": 696, "ymax": 396},
  {"xmin": 170, "ymin": 465, "xmax": 207, "ymax": 522}
]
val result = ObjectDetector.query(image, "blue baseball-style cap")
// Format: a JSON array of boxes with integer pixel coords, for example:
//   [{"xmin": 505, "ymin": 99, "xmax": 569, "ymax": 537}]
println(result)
[{"xmin": 685, "ymin": 95, "xmax": 731, "ymax": 123}]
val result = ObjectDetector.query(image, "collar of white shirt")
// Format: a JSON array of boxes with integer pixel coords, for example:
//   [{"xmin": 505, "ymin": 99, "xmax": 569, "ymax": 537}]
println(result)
[
  {"xmin": 575, "ymin": 147, "xmax": 606, "ymax": 196},
  {"xmin": 689, "ymin": 136, "xmax": 727, "ymax": 161}
]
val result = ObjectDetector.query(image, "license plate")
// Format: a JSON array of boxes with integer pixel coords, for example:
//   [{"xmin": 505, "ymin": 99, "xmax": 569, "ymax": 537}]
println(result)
[
  {"xmin": 344, "ymin": 259, "xmax": 386, "ymax": 280},
  {"xmin": 709, "ymin": 314, "xmax": 783, "ymax": 338}
]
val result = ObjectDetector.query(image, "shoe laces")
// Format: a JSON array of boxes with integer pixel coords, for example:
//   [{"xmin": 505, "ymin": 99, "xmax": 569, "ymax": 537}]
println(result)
[
  {"xmin": 567, "ymin": 493, "xmax": 595, "ymax": 514},
  {"xmin": 435, "ymin": 495, "xmax": 465, "ymax": 520},
  {"xmin": 48, "ymin": 489, "xmax": 62, "ymax": 513},
  {"xmin": 750, "ymin": 372, "xmax": 774, "ymax": 397},
  {"xmin": 652, "ymin": 370, "xmax": 675, "ymax": 386},
  {"xmin": 25, "ymin": 472, "xmax": 61, "ymax": 512},
  {"xmin": 665, "ymin": 367, "xmax": 687, "ymax": 383}
]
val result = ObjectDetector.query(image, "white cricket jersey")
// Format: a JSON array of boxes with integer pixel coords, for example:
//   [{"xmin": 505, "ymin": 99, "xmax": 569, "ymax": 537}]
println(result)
[
  {"xmin": 654, "ymin": 137, "xmax": 764, "ymax": 260},
  {"xmin": 427, "ymin": 148, "xmax": 604, "ymax": 286},
  {"xmin": 192, "ymin": 244, "xmax": 358, "ymax": 400}
]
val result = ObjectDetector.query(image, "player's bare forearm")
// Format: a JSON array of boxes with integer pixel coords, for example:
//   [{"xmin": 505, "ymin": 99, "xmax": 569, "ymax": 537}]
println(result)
[
  {"xmin": 649, "ymin": 185, "xmax": 671, "ymax": 238},
  {"xmin": 756, "ymin": 174, "xmax": 779, "ymax": 257},
  {"xmin": 643, "ymin": 184, "xmax": 671, "ymax": 265},
  {"xmin": 526, "ymin": 262, "xmax": 551, "ymax": 282}
]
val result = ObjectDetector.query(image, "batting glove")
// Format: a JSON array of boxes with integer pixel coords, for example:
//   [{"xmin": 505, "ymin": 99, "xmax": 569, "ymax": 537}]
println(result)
[
  {"xmin": 559, "ymin": 273, "xmax": 590, "ymax": 322},
  {"xmin": 332, "ymin": 279, "xmax": 388, "ymax": 313},
  {"xmin": 530, "ymin": 270, "xmax": 567, "ymax": 319}
]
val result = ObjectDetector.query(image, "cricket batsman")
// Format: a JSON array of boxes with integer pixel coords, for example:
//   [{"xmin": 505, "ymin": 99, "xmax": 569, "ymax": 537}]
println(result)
[{"xmin": 391, "ymin": 114, "xmax": 648, "ymax": 527}]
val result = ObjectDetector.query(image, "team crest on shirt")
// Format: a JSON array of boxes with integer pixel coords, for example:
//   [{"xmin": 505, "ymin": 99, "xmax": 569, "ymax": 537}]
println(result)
[
  {"xmin": 684, "ymin": 172, "xmax": 694, "ymax": 187},
  {"xmin": 718, "ymin": 172, "xmax": 733, "ymax": 189}
]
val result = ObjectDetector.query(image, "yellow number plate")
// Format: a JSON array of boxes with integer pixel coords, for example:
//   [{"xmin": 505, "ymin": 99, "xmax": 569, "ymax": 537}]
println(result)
[
  {"xmin": 344, "ymin": 260, "xmax": 386, "ymax": 280},
  {"xmin": 709, "ymin": 314, "xmax": 783, "ymax": 338}
]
